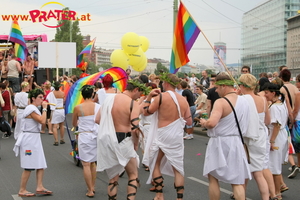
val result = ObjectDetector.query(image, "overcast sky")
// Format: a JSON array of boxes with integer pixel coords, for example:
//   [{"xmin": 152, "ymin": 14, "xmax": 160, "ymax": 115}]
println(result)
[{"xmin": 0, "ymin": 0, "xmax": 266, "ymax": 66}]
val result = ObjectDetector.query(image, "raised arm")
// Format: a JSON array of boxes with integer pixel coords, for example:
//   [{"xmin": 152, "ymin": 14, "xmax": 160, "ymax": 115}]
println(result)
[{"xmin": 142, "ymin": 89, "xmax": 161, "ymax": 116}]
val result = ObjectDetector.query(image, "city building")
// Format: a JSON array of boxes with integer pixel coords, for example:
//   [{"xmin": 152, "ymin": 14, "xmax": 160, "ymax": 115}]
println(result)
[
  {"xmin": 241, "ymin": 0, "xmax": 300, "ymax": 77},
  {"xmin": 214, "ymin": 41, "xmax": 226, "ymax": 73},
  {"xmin": 287, "ymin": 13, "xmax": 300, "ymax": 77},
  {"xmin": 93, "ymin": 47, "xmax": 113, "ymax": 66}
]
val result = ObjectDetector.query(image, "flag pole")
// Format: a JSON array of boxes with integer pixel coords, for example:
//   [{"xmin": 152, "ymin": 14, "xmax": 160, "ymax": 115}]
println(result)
[{"xmin": 180, "ymin": 1, "xmax": 237, "ymax": 83}]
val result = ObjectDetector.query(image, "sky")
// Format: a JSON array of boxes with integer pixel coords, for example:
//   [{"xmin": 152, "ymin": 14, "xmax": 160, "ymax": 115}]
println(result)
[{"xmin": 0, "ymin": 0, "xmax": 266, "ymax": 66}]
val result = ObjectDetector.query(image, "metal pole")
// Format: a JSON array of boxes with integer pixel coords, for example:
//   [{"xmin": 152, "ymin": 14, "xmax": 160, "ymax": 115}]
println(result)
[{"xmin": 173, "ymin": 0, "xmax": 178, "ymax": 31}]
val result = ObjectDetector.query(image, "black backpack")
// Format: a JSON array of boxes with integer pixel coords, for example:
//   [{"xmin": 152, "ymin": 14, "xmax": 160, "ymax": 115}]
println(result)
[{"xmin": 0, "ymin": 116, "xmax": 11, "ymax": 136}]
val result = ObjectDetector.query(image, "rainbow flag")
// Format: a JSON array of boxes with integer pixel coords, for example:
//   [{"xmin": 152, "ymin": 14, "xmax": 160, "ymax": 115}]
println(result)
[
  {"xmin": 9, "ymin": 20, "xmax": 27, "ymax": 61},
  {"xmin": 77, "ymin": 38, "xmax": 96, "ymax": 66},
  {"xmin": 65, "ymin": 67, "xmax": 128, "ymax": 114},
  {"xmin": 170, "ymin": 2, "xmax": 200, "ymax": 74},
  {"xmin": 60, "ymin": 81, "xmax": 71, "ymax": 98}
]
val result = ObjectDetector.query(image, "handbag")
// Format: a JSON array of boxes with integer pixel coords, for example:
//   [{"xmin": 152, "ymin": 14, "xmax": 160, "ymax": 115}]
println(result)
[{"xmin": 223, "ymin": 97, "xmax": 251, "ymax": 164}]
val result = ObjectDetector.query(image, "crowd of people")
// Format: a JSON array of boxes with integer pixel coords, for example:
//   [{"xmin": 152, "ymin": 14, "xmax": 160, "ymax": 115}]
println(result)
[{"xmin": 1, "ymin": 55, "xmax": 300, "ymax": 200}]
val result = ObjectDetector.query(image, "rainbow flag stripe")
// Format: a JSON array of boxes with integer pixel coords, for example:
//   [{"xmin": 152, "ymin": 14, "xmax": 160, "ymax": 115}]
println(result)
[
  {"xmin": 9, "ymin": 20, "xmax": 27, "ymax": 61},
  {"xmin": 65, "ymin": 67, "xmax": 128, "ymax": 114},
  {"xmin": 170, "ymin": 2, "xmax": 200, "ymax": 74},
  {"xmin": 25, "ymin": 150, "xmax": 32, "ymax": 155},
  {"xmin": 77, "ymin": 38, "xmax": 96, "ymax": 66}
]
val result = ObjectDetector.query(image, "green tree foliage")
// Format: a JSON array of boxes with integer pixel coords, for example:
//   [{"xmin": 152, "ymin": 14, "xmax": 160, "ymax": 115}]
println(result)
[
  {"xmin": 154, "ymin": 62, "xmax": 169, "ymax": 75},
  {"xmin": 54, "ymin": 7, "xmax": 84, "ymax": 76},
  {"xmin": 99, "ymin": 63, "xmax": 112, "ymax": 70}
]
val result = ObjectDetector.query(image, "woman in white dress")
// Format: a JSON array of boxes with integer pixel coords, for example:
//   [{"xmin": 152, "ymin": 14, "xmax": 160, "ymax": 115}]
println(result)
[
  {"xmin": 264, "ymin": 83, "xmax": 289, "ymax": 199},
  {"xmin": 72, "ymin": 85, "xmax": 100, "ymax": 198},
  {"xmin": 13, "ymin": 88, "xmax": 52, "ymax": 197},
  {"xmin": 14, "ymin": 82, "xmax": 30, "ymax": 140},
  {"xmin": 238, "ymin": 74, "xmax": 278, "ymax": 200},
  {"xmin": 49, "ymin": 81, "xmax": 65, "ymax": 146}
]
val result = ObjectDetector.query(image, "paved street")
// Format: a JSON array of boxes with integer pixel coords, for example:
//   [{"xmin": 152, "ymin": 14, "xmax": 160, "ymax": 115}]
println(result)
[{"xmin": 0, "ymin": 114, "xmax": 298, "ymax": 200}]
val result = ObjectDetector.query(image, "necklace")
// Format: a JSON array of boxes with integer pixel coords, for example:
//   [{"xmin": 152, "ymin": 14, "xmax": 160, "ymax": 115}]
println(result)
[{"xmin": 225, "ymin": 92, "xmax": 236, "ymax": 96}]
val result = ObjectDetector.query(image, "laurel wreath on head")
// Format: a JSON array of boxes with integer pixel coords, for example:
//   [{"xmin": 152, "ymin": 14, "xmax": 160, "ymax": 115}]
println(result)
[
  {"xmin": 128, "ymin": 79, "xmax": 151, "ymax": 95},
  {"xmin": 28, "ymin": 88, "xmax": 44, "ymax": 99},
  {"xmin": 215, "ymin": 79, "xmax": 235, "ymax": 86},
  {"xmin": 159, "ymin": 72, "xmax": 180, "ymax": 87},
  {"xmin": 80, "ymin": 85, "xmax": 95, "ymax": 92},
  {"xmin": 52, "ymin": 81, "xmax": 63, "ymax": 88},
  {"xmin": 237, "ymin": 81, "xmax": 252, "ymax": 88}
]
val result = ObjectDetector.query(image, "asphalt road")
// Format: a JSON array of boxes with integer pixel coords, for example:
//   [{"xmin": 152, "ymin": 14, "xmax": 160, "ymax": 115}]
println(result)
[{"xmin": 0, "ymin": 114, "xmax": 298, "ymax": 200}]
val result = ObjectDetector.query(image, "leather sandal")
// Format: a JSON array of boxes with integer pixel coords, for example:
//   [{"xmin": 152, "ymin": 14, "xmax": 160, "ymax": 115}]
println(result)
[
  {"xmin": 127, "ymin": 178, "xmax": 140, "ymax": 200},
  {"xmin": 108, "ymin": 181, "xmax": 118, "ymax": 200},
  {"xmin": 152, "ymin": 176, "xmax": 164, "ymax": 199},
  {"xmin": 174, "ymin": 184, "xmax": 184, "ymax": 199}
]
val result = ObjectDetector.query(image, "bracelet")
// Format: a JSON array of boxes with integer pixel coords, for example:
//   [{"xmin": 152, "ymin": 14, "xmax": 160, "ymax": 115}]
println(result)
[
  {"xmin": 145, "ymin": 100, "xmax": 151, "ymax": 104},
  {"xmin": 42, "ymin": 108, "xmax": 47, "ymax": 112},
  {"xmin": 270, "ymin": 141, "xmax": 275, "ymax": 143}
]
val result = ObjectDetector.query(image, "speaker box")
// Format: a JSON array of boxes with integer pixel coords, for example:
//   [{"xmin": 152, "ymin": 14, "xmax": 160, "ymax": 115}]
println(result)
[{"xmin": 34, "ymin": 69, "xmax": 53, "ymax": 85}]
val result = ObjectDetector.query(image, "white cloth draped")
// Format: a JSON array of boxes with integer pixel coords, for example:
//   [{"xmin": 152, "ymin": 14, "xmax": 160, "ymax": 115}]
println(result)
[
  {"xmin": 51, "ymin": 98, "xmax": 65, "ymax": 124},
  {"xmin": 78, "ymin": 103, "xmax": 100, "ymax": 162},
  {"xmin": 13, "ymin": 105, "xmax": 47, "ymax": 169},
  {"xmin": 46, "ymin": 91, "xmax": 57, "ymax": 111},
  {"xmin": 14, "ymin": 92, "xmax": 28, "ymax": 140},
  {"xmin": 203, "ymin": 96, "xmax": 251, "ymax": 184},
  {"xmin": 268, "ymin": 102, "xmax": 289, "ymax": 174},
  {"xmin": 243, "ymin": 95, "xmax": 267, "ymax": 172},
  {"xmin": 142, "ymin": 91, "xmax": 186, "ymax": 184},
  {"xmin": 96, "ymin": 95, "xmax": 139, "ymax": 179}
]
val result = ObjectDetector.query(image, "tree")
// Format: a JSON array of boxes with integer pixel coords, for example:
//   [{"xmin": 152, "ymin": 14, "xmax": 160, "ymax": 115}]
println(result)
[
  {"xmin": 154, "ymin": 62, "xmax": 169, "ymax": 75},
  {"xmin": 99, "ymin": 63, "xmax": 112, "ymax": 70},
  {"xmin": 54, "ymin": 8, "xmax": 84, "ymax": 75}
]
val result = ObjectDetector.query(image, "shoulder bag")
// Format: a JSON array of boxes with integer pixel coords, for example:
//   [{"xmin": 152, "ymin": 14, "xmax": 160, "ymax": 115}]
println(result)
[{"xmin": 223, "ymin": 97, "xmax": 251, "ymax": 164}]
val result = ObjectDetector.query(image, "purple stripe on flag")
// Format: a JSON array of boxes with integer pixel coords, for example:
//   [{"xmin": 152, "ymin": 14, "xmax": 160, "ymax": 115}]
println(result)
[{"xmin": 186, "ymin": 28, "xmax": 200, "ymax": 53}]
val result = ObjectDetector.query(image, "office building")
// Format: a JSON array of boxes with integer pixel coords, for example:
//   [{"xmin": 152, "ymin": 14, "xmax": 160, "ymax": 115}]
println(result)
[{"xmin": 242, "ymin": 0, "xmax": 300, "ymax": 77}]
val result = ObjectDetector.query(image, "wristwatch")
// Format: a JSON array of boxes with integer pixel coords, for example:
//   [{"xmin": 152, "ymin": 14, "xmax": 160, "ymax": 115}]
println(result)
[{"xmin": 42, "ymin": 108, "xmax": 47, "ymax": 112}]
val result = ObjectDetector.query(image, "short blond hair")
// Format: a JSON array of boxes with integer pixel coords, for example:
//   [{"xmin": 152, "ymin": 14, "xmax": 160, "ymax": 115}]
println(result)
[{"xmin": 239, "ymin": 74, "xmax": 257, "ymax": 90}]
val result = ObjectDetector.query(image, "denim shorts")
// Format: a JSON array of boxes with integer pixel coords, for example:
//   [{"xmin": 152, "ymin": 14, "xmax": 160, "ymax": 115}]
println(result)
[{"xmin": 185, "ymin": 105, "xmax": 196, "ymax": 128}]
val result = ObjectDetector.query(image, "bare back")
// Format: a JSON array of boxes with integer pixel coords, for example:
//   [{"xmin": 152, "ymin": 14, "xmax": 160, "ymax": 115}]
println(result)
[
  {"xmin": 157, "ymin": 91, "xmax": 190, "ymax": 128},
  {"xmin": 280, "ymin": 83, "xmax": 298, "ymax": 108},
  {"xmin": 53, "ymin": 90, "xmax": 64, "ymax": 99},
  {"xmin": 112, "ymin": 94, "xmax": 138, "ymax": 132}
]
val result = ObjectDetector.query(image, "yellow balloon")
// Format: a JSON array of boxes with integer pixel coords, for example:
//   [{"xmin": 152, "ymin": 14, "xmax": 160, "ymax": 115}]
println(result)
[
  {"xmin": 110, "ymin": 49, "xmax": 129, "ymax": 70},
  {"xmin": 132, "ymin": 54, "xmax": 147, "ymax": 72},
  {"xmin": 121, "ymin": 32, "xmax": 140, "ymax": 54},
  {"xmin": 128, "ymin": 48, "xmax": 144, "ymax": 66},
  {"xmin": 139, "ymin": 36, "xmax": 149, "ymax": 52}
]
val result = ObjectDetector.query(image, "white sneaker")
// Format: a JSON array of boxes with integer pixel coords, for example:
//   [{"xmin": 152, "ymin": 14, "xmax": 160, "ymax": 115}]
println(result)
[{"xmin": 183, "ymin": 134, "xmax": 193, "ymax": 140}]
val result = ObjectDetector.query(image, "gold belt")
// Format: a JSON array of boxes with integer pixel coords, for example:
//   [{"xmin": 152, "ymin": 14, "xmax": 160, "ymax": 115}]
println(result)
[{"xmin": 56, "ymin": 107, "xmax": 64, "ymax": 109}]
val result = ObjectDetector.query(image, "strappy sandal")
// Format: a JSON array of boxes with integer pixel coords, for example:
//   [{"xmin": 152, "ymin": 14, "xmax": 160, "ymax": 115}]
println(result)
[
  {"xmin": 280, "ymin": 184, "xmax": 288, "ymax": 193},
  {"xmin": 127, "ymin": 178, "xmax": 140, "ymax": 200},
  {"xmin": 174, "ymin": 184, "xmax": 184, "ymax": 199},
  {"xmin": 108, "ymin": 181, "xmax": 118, "ymax": 200},
  {"xmin": 152, "ymin": 176, "xmax": 164, "ymax": 199}
]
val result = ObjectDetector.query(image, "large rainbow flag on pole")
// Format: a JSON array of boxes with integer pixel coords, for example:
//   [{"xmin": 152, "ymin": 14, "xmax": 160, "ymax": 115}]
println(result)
[
  {"xmin": 170, "ymin": 1, "xmax": 200, "ymax": 74},
  {"xmin": 9, "ymin": 20, "xmax": 27, "ymax": 61},
  {"xmin": 77, "ymin": 37, "xmax": 96, "ymax": 67}
]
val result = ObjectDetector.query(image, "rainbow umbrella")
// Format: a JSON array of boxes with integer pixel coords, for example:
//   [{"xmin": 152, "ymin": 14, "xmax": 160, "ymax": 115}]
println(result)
[{"xmin": 65, "ymin": 67, "xmax": 128, "ymax": 114}]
